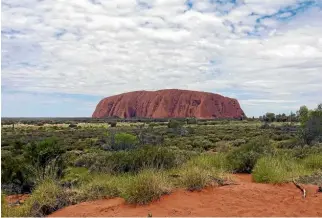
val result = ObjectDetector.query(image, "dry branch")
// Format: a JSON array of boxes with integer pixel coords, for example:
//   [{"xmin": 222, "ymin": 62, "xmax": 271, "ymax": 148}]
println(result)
[{"xmin": 292, "ymin": 179, "xmax": 306, "ymax": 198}]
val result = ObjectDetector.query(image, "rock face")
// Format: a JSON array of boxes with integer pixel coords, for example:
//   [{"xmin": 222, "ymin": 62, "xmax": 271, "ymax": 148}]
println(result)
[{"xmin": 92, "ymin": 89, "xmax": 245, "ymax": 119}]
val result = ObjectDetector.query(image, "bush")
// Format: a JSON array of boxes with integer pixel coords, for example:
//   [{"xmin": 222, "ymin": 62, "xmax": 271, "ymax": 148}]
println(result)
[
  {"xmin": 69, "ymin": 124, "xmax": 77, "ymax": 128},
  {"xmin": 227, "ymin": 136, "xmax": 274, "ymax": 173},
  {"xmin": 167, "ymin": 120, "xmax": 184, "ymax": 129},
  {"xmin": 252, "ymin": 156, "xmax": 309, "ymax": 184},
  {"xmin": 276, "ymin": 138, "xmax": 300, "ymax": 149},
  {"xmin": 1, "ymin": 155, "xmax": 33, "ymax": 194},
  {"xmin": 106, "ymin": 132, "xmax": 138, "ymax": 151},
  {"xmin": 215, "ymin": 141, "xmax": 231, "ymax": 152},
  {"xmin": 128, "ymin": 146, "xmax": 192, "ymax": 172},
  {"xmin": 76, "ymin": 146, "xmax": 193, "ymax": 174},
  {"xmin": 186, "ymin": 118, "xmax": 198, "ymax": 125},
  {"xmin": 61, "ymin": 167, "xmax": 91, "ymax": 187},
  {"xmin": 122, "ymin": 169, "xmax": 171, "ymax": 204},
  {"xmin": 287, "ymin": 146, "xmax": 322, "ymax": 159},
  {"xmin": 302, "ymin": 154, "xmax": 322, "ymax": 171},
  {"xmin": 24, "ymin": 137, "xmax": 66, "ymax": 182},
  {"xmin": 109, "ymin": 121, "xmax": 117, "ymax": 127},
  {"xmin": 186, "ymin": 153, "xmax": 230, "ymax": 172},
  {"xmin": 192, "ymin": 137, "xmax": 214, "ymax": 150},
  {"xmin": 298, "ymin": 107, "xmax": 322, "ymax": 145},
  {"xmin": 297, "ymin": 172, "xmax": 322, "ymax": 185},
  {"xmin": 231, "ymin": 139, "xmax": 246, "ymax": 147}
]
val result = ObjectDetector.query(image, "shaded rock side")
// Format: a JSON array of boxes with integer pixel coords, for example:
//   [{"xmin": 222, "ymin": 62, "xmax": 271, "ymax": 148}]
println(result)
[{"xmin": 92, "ymin": 89, "xmax": 245, "ymax": 119}]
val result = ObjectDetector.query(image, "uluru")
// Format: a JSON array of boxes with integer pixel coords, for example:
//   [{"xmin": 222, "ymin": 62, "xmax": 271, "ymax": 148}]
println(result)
[{"xmin": 92, "ymin": 89, "xmax": 245, "ymax": 119}]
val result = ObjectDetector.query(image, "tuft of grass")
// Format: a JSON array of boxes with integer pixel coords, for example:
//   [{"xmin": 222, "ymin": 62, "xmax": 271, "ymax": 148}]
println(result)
[
  {"xmin": 302, "ymin": 154, "xmax": 322, "ymax": 171},
  {"xmin": 2, "ymin": 179, "xmax": 67, "ymax": 217},
  {"xmin": 252, "ymin": 156, "xmax": 310, "ymax": 184},
  {"xmin": 179, "ymin": 166, "xmax": 212, "ymax": 191},
  {"xmin": 122, "ymin": 169, "xmax": 171, "ymax": 205},
  {"xmin": 178, "ymin": 154, "xmax": 229, "ymax": 191},
  {"xmin": 75, "ymin": 174, "xmax": 122, "ymax": 202}
]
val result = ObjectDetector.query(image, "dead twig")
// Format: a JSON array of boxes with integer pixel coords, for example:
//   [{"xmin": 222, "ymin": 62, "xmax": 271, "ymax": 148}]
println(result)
[
  {"xmin": 169, "ymin": 174, "xmax": 181, "ymax": 178},
  {"xmin": 209, "ymin": 176, "xmax": 239, "ymax": 186},
  {"xmin": 293, "ymin": 178, "xmax": 306, "ymax": 198}
]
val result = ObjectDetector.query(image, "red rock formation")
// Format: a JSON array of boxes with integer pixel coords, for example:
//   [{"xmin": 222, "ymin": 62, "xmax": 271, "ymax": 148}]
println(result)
[{"xmin": 92, "ymin": 89, "xmax": 245, "ymax": 119}]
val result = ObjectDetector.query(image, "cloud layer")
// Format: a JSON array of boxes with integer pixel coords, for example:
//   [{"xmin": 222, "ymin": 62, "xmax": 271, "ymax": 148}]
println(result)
[{"xmin": 2, "ymin": 0, "xmax": 322, "ymax": 116}]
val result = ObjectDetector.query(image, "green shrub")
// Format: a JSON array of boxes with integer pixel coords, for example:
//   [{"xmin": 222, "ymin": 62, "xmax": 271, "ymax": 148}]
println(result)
[
  {"xmin": 227, "ymin": 136, "xmax": 274, "ymax": 173},
  {"xmin": 252, "ymin": 156, "xmax": 309, "ymax": 184},
  {"xmin": 192, "ymin": 137, "xmax": 214, "ymax": 150},
  {"xmin": 113, "ymin": 132, "xmax": 138, "ymax": 151},
  {"xmin": 276, "ymin": 138, "xmax": 299, "ymax": 149},
  {"xmin": 24, "ymin": 137, "xmax": 66, "ymax": 182},
  {"xmin": 221, "ymin": 135, "xmax": 235, "ymax": 141},
  {"xmin": 271, "ymin": 133, "xmax": 290, "ymax": 141},
  {"xmin": 1, "ymin": 154, "xmax": 33, "ymax": 194},
  {"xmin": 129, "ymin": 146, "xmax": 192, "ymax": 172},
  {"xmin": 77, "ymin": 146, "xmax": 192, "ymax": 174},
  {"xmin": 186, "ymin": 118, "xmax": 198, "ymax": 125},
  {"xmin": 109, "ymin": 121, "xmax": 117, "ymax": 127},
  {"xmin": 186, "ymin": 153, "xmax": 230, "ymax": 172},
  {"xmin": 122, "ymin": 169, "xmax": 171, "ymax": 204},
  {"xmin": 61, "ymin": 167, "xmax": 91, "ymax": 186},
  {"xmin": 215, "ymin": 141, "xmax": 231, "ymax": 152},
  {"xmin": 74, "ymin": 151, "xmax": 102, "ymax": 168},
  {"xmin": 168, "ymin": 120, "xmax": 184, "ymax": 129},
  {"xmin": 231, "ymin": 139, "xmax": 246, "ymax": 147},
  {"xmin": 297, "ymin": 172, "xmax": 322, "ymax": 185},
  {"xmin": 288, "ymin": 146, "xmax": 322, "ymax": 159},
  {"xmin": 302, "ymin": 154, "xmax": 322, "ymax": 171}
]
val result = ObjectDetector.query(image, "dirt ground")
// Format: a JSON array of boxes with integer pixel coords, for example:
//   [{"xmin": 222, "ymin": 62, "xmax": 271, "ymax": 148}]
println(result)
[
  {"xmin": 5, "ymin": 194, "xmax": 30, "ymax": 205},
  {"xmin": 49, "ymin": 174, "xmax": 322, "ymax": 217}
]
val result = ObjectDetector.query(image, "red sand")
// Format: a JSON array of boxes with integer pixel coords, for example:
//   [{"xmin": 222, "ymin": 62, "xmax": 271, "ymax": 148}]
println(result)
[
  {"xmin": 50, "ymin": 174, "xmax": 322, "ymax": 217},
  {"xmin": 5, "ymin": 194, "xmax": 30, "ymax": 204}
]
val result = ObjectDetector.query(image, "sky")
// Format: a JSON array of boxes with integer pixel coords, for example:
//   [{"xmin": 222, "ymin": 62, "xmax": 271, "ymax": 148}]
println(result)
[{"xmin": 1, "ymin": 0, "xmax": 322, "ymax": 117}]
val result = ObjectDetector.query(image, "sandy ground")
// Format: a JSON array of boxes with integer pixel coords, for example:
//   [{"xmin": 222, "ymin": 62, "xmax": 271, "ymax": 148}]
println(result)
[
  {"xmin": 49, "ymin": 174, "xmax": 322, "ymax": 217},
  {"xmin": 5, "ymin": 194, "xmax": 30, "ymax": 205}
]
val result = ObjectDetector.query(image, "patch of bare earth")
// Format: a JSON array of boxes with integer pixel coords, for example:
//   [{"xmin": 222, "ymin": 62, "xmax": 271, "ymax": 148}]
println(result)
[
  {"xmin": 5, "ymin": 194, "xmax": 30, "ymax": 206},
  {"xmin": 49, "ymin": 174, "xmax": 322, "ymax": 217}
]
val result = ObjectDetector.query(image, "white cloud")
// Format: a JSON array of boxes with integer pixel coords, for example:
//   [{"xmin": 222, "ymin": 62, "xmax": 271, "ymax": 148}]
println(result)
[{"xmin": 2, "ymin": 0, "xmax": 322, "ymax": 116}]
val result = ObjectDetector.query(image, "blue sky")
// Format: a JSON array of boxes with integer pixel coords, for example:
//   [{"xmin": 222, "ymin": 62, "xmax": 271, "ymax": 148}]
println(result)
[{"xmin": 2, "ymin": 0, "xmax": 322, "ymax": 117}]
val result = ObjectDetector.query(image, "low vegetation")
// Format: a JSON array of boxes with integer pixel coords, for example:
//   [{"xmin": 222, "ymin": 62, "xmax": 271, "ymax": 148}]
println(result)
[
  {"xmin": 252, "ymin": 156, "xmax": 310, "ymax": 184},
  {"xmin": 122, "ymin": 169, "xmax": 171, "ymax": 204},
  {"xmin": 1, "ymin": 103, "xmax": 321, "ymax": 217}
]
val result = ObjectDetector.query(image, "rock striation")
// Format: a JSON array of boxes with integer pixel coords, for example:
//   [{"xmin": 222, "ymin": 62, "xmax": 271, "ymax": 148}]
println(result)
[{"xmin": 92, "ymin": 89, "xmax": 245, "ymax": 119}]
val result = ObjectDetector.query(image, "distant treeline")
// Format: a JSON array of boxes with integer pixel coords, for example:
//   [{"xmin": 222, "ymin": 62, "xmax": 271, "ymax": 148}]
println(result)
[{"xmin": 1, "ymin": 116, "xmax": 246, "ymax": 125}]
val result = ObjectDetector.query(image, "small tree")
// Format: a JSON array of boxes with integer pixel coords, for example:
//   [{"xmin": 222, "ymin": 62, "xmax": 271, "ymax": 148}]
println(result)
[
  {"xmin": 109, "ymin": 121, "xmax": 117, "ymax": 127},
  {"xmin": 298, "ymin": 105, "xmax": 309, "ymax": 126},
  {"xmin": 167, "ymin": 120, "xmax": 184, "ymax": 129},
  {"xmin": 186, "ymin": 118, "xmax": 198, "ymax": 125},
  {"xmin": 265, "ymin": 113, "xmax": 275, "ymax": 122},
  {"xmin": 297, "ymin": 104, "xmax": 322, "ymax": 145},
  {"xmin": 24, "ymin": 138, "xmax": 65, "ymax": 181}
]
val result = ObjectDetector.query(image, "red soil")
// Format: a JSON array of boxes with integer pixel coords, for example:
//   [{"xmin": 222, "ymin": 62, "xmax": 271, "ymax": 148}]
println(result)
[
  {"xmin": 5, "ymin": 194, "xmax": 30, "ymax": 204},
  {"xmin": 92, "ymin": 89, "xmax": 245, "ymax": 119},
  {"xmin": 50, "ymin": 174, "xmax": 322, "ymax": 217}
]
